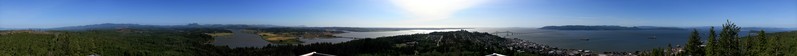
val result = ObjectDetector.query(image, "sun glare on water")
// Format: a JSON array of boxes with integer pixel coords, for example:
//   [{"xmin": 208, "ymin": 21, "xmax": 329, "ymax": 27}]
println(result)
[{"xmin": 391, "ymin": 0, "xmax": 486, "ymax": 22}]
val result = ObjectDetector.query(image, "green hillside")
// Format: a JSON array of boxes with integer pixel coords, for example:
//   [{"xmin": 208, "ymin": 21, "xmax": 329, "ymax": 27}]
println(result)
[{"xmin": 0, "ymin": 28, "xmax": 227, "ymax": 56}]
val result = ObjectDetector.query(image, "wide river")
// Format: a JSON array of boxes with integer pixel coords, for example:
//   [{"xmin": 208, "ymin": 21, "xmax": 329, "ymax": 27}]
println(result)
[
  {"xmin": 334, "ymin": 28, "xmax": 793, "ymax": 52},
  {"xmin": 212, "ymin": 28, "xmax": 792, "ymax": 52},
  {"xmin": 211, "ymin": 29, "xmax": 271, "ymax": 48},
  {"xmin": 212, "ymin": 29, "xmax": 355, "ymax": 48}
]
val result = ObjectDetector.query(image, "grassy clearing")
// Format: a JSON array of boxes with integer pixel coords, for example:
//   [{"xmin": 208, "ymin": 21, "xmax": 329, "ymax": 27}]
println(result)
[
  {"xmin": 204, "ymin": 33, "xmax": 232, "ymax": 37},
  {"xmin": 258, "ymin": 33, "xmax": 302, "ymax": 44}
]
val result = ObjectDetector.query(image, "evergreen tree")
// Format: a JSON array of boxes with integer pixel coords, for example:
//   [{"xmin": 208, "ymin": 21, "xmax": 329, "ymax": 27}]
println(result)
[
  {"xmin": 685, "ymin": 29, "xmax": 703, "ymax": 56},
  {"xmin": 742, "ymin": 31, "xmax": 754, "ymax": 55},
  {"xmin": 741, "ymin": 30, "xmax": 766, "ymax": 56},
  {"xmin": 705, "ymin": 27, "xmax": 717, "ymax": 56},
  {"xmin": 717, "ymin": 20, "xmax": 741, "ymax": 56},
  {"xmin": 667, "ymin": 43, "xmax": 673, "ymax": 56},
  {"xmin": 752, "ymin": 30, "xmax": 768, "ymax": 56},
  {"xmin": 756, "ymin": 30, "xmax": 766, "ymax": 49}
]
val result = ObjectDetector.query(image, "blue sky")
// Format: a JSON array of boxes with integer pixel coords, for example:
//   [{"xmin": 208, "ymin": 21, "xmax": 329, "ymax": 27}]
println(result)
[{"xmin": 1, "ymin": 0, "xmax": 795, "ymax": 28}]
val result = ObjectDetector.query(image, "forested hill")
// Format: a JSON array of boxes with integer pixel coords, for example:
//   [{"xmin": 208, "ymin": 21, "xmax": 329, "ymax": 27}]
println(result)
[
  {"xmin": 738, "ymin": 30, "xmax": 797, "ymax": 56},
  {"xmin": 0, "ymin": 28, "xmax": 230, "ymax": 56},
  {"xmin": 638, "ymin": 21, "xmax": 797, "ymax": 56}
]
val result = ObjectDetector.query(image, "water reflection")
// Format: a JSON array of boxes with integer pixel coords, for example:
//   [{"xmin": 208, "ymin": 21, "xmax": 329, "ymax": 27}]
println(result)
[
  {"xmin": 212, "ymin": 29, "xmax": 270, "ymax": 48},
  {"xmin": 213, "ymin": 29, "xmax": 355, "ymax": 47},
  {"xmin": 213, "ymin": 28, "xmax": 790, "ymax": 51},
  {"xmin": 299, "ymin": 38, "xmax": 354, "ymax": 45},
  {"xmin": 334, "ymin": 28, "xmax": 793, "ymax": 52},
  {"xmin": 334, "ymin": 29, "xmax": 462, "ymax": 38}
]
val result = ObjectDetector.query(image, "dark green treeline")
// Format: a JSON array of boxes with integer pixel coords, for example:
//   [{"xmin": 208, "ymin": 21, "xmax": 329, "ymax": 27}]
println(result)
[{"xmin": 642, "ymin": 20, "xmax": 797, "ymax": 56}]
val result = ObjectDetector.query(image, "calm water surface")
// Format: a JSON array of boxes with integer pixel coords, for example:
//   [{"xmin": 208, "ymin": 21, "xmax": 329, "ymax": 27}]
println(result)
[
  {"xmin": 299, "ymin": 38, "xmax": 353, "ymax": 45},
  {"xmin": 212, "ymin": 29, "xmax": 270, "ymax": 48},
  {"xmin": 212, "ymin": 28, "xmax": 791, "ymax": 51},
  {"xmin": 212, "ymin": 29, "xmax": 354, "ymax": 48},
  {"xmin": 334, "ymin": 28, "xmax": 792, "ymax": 52}
]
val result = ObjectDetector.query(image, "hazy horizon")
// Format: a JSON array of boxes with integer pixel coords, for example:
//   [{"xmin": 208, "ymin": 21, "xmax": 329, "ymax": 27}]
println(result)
[
  {"xmin": 1, "ymin": 0, "xmax": 796, "ymax": 55},
  {"xmin": 2, "ymin": 0, "xmax": 796, "ymax": 28},
  {"xmin": 2, "ymin": 23, "xmax": 796, "ymax": 29}
]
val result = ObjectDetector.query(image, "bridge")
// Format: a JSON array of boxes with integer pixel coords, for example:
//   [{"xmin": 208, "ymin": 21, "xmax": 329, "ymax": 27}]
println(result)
[{"xmin": 491, "ymin": 31, "xmax": 528, "ymax": 37}]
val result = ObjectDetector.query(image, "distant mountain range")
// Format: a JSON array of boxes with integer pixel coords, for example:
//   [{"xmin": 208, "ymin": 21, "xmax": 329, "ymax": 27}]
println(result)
[
  {"xmin": 0, "ymin": 28, "xmax": 42, "ymax": 30},
  {"xmin": 50, "ymin": 23, "xmax": 164, "ymax": 30},
  {"xmin": 539, "ymin": 25, "xmax": 685, "ymax": 30},
  {"xmin": 48, "ymin": 23, "xmax": 286, "ymax": 30}
]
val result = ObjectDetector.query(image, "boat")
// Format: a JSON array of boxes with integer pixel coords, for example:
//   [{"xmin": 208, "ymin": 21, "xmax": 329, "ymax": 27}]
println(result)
[{"xmin": 648, "ymin": 36, "xmax": 657, "ymax": 39}]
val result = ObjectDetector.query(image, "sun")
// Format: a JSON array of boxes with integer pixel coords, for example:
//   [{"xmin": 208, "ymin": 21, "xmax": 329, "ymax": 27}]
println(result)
[{"xmin": 391, "ymin": 0, "xmax": 486, "ymax": 21}]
